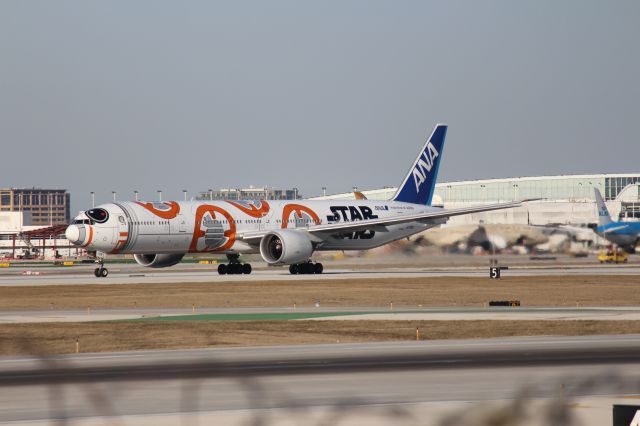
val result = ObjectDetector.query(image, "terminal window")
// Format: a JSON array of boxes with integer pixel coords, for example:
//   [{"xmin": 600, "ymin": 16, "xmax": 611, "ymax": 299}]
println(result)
[{"xmin": 605, "ymin": 177, "xmax": 640, "ymax": 200}]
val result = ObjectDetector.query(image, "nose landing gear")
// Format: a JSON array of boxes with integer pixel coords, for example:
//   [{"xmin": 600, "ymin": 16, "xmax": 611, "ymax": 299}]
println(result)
[
  {"xmin": 289, "ymin": 261, "xmax": 323, "ymax": 275},
  {"xmin": 217, "ymin": 254, "xmax": 252, "ymax": 275},
  {"xmin": 94, "ymin": 259, "xmax": 108, "ymax": 278}
]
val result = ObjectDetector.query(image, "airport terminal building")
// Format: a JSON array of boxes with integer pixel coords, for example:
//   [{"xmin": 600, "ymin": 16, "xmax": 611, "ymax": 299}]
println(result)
[{"xmin": 313, "ymin": 174, "xmax": 640, "ymax": 226}]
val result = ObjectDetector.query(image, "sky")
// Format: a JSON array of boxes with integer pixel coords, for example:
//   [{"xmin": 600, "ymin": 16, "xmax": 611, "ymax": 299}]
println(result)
[{"xmin": 1, "ymin": 1, "xmax": 639, "ymax": 213}]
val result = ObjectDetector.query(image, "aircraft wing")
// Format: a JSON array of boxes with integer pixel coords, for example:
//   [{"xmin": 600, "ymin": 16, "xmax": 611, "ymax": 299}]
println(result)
[{"xmin": 237, "ymin": 200, "xmax": 527, "ymax": 242}]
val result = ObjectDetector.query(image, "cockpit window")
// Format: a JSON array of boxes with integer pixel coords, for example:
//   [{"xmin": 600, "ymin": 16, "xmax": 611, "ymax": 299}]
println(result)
[{"xmin": 86, "ymin": 208, "xmax": 109, "ymax": 223}]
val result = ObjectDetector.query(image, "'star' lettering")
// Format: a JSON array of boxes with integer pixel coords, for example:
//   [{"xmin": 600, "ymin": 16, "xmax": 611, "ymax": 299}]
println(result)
[
  {"xmin": 326, "ymin": 206, "xmax": 379, "ymax": 223},
  {"xmin": 412, "ymin": 141, "xmax": 439, "ymax": 193},
  {"xmin": 336, "ymin": 230, "xmax": 375, "ymax": 240}
]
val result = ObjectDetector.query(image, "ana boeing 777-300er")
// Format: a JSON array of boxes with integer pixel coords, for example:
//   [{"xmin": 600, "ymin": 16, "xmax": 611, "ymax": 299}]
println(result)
[{"xmin": 65, "ymin": 124, "xmax": 527, "ymax": 277}]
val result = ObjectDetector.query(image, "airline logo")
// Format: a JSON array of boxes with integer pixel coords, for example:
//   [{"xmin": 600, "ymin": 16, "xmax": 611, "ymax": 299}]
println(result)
[
  {"xmin": 412, "ymin": 141, "xmax": 439, "ymax": 192},
  {"xmin": 599, "ymin": 206, "xmax": 608, "ymax": 217}
]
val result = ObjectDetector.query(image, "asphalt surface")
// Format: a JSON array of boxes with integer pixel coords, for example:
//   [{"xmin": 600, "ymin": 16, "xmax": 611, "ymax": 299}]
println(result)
[
  {"xmin": 2, "ymin": 259, "xmax": 639, "ymax": 424},
  {"xmin": 0, "ymin": 335, "xmax": 639, "ymax": 424},
  {"xmin": 1, "ymin": 263, "xmax": 640, "ymax": 286},
  {"xmin": 4, "ymin": 306, "xmax": 640, "ymax": 323}
]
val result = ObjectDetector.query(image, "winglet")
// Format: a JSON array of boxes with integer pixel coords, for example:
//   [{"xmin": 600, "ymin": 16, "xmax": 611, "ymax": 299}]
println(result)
[
  {"xmin": 354, "ymin": 191, "xmax": 368, "ymax": 200},
  {"xmin": 392, "ymin": 124, "xmax": 447, "ymax": 205}
]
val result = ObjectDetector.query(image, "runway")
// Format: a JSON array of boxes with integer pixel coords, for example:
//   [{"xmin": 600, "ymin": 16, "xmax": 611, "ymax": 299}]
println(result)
[
  {"xmin": 0, "ymin": 335, "xmax": 639, "ymax": 425},
  {"xmin": 4, "ymin": 306, "xmax": 640, "ymax": 323},
  {"xmin": 1, "ymin": 263, "xmax": 639, "ymax": 286}
]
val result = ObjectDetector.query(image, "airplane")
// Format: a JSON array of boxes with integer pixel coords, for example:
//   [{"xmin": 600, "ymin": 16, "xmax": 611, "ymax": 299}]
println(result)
[
  {"xmin": 65, "ymin": 124, "xmax": 528, "ymax": 277},
  {"xmin": 594, "ymin": 188, "xmax": 640, "ymax": 253}
]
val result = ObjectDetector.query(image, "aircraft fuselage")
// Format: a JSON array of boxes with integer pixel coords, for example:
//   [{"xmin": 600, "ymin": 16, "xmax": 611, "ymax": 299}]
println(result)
[{"xmin": 67, "ymin": 199, "xmax": 444, "ymax": 255}]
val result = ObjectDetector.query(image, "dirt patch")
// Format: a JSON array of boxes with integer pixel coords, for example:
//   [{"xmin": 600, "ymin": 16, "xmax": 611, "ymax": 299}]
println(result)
[
  {"xmin": 2, "ymin": 320, "xmax": 640, "ymax": 356},
  {"xmin": 2, "ymin": 276, "xmax": 640, "ymax": 310}
]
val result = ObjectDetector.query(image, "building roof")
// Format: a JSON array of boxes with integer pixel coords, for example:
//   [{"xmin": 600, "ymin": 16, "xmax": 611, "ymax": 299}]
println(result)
[
  {"xmin": 18, "ymin": 224, "xmax": 68, "ymax": 238},
  {"xmin": 0, "ymin": 188, "xmax": 68, "ymax": 191},
  {"xmin": 311, "ymin": 173, "xmax": 640, "ymax": 200},
  {"xmin": 434, "ymin": 173, "xmax": 640, "ymax": 187}
]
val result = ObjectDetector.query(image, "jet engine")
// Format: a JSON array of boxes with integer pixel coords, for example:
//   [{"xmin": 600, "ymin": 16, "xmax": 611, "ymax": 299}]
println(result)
[
  {"xmin": 133, "ymin": 253, "xmax": 185, "ymax": 268},
  {"xmin": 259, "ymin": 230, "xmax": 313, "ymax": 265}
]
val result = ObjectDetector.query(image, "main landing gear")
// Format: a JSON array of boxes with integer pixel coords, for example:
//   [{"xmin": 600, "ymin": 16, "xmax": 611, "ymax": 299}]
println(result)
[
  {"xmin": 94, "ymin": 259, "xmax": 108, "ymax": 278},
  {"xmin": 218, "ymin": 254, "xmax": 252, "ymax": 275},
  {"xmin": 289, "ymin": 261, "xmax": 323, "ymax": 275}
]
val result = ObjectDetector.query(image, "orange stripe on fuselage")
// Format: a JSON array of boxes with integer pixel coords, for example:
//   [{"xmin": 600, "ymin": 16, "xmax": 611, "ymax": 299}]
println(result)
[
  {"xmin": 281, "ymin": 204, "xmax": 321, "ymax": 228},
  {"xmin": 110, "ymin": 239, "xmax": 127, "ymax": 254},
  {"xmin": 135, "ymin": 201, "xmax": 180, "ymax": 219},
  {"xmin": 189, "ymin": 205, "xmax": 236, "ymax": 253},
  {"xmin": 226, "ymin": 200, "xmax": 270, "ymax": 218},
  {"xmin": 81, "ymin": 225, "xmax": 94, "ymax": 248}
]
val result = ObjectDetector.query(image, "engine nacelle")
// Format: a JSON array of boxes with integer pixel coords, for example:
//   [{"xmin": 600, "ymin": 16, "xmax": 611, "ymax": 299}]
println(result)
[
  {"xmin": 133, "ymin": 253, "xmax": 185, "ymax": 268},
  {"xmin": 259, "ymin": 230, "xmax": 313, "ymax": 265}
]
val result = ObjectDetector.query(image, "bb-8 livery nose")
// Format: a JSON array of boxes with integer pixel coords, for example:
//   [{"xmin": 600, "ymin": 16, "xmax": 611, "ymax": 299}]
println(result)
[
  {"xmin": 65, "ymin": 205, "xmax": 125, "ymax": 253},
  {"xmin": 65, "ymin": 223, "xmax": 87, "ymax": 245}
]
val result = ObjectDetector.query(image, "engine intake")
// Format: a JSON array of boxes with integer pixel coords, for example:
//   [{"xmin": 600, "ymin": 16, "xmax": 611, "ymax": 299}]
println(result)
[
  {"xmin": 134, "ymin": 253, "xmax": 185, "ymax": 268},
  {"xmin": 259, "ymin": 230, "xmax": 313, "ymax": 265}
]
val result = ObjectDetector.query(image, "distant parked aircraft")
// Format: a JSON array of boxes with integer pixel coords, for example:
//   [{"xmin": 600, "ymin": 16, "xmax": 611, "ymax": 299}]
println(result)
[{"xmin": 594, "ymin": 188, "xmax": 640, "ymax": 253}]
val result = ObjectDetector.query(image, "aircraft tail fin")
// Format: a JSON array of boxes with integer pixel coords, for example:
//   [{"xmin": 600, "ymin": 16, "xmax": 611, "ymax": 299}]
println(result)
[
  {"xmin": 594, "ymin": 188, "xmax": 612, "ymax": 226},
  {"xmin": 392, "ymin": 124, "xmax": 447, "ymax": 205}
]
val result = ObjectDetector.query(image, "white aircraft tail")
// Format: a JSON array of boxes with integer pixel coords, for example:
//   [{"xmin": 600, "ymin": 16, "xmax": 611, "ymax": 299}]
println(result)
[{"xmin": 594, "ymin": 188, "xmax": 612, "ymax": 226}]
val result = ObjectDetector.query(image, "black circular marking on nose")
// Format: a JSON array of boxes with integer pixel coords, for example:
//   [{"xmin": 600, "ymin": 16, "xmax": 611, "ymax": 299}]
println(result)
[{"xmin": 86, "ymin": 208, "xmax": 109, "ymax": 223}]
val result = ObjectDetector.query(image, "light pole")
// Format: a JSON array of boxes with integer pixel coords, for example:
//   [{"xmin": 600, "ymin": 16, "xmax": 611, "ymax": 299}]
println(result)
[
  {"xmin": 112, "ymin": 191, "xmax": 117, "ymax": 202},
  {"xmin": 293, "ymin": 188, "xmax": 298, "ymax": 200},
  {"xmin": 134, "ymin": 190, "xmax": 139, "ymax": 202},
  {"xmin": 90, "ymin": 192, "xmax": 95, "ymax": 208},
  {"xmin": 183, "ymin": 190, "xmax": 188, "ymax": 201},
  {"xmin": 208, "ymin": 189, "xmax": 213, "ymax": 201},
  {"xmin": 322, "ymin": 186, "xmax": 327, "ymax": 197},
  {"xmin": 18, "ymin": 192, "xmax": 22, "ymax": 233},
  {"xmin": 157, "ymin": 190, "xmax": 162, "ymax": 202}
]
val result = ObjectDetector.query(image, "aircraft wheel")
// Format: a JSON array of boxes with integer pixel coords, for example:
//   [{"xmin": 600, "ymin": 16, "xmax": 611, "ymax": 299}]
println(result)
[
  {"xmin": 99, "ymin": 268, "xmax": 108, "ymax": 278},
  {"xmin": 314, "ymin": 262, "xmax": 323, "ymax": 274},
  {"xmin": 242, "ymin": 263, "xmax": 252, "ymax": 274},
  {"xmin": 94, "ymin": 268, "xmax": 100, "ymax": 277},
  {"xmin": 289, "ymin": 264, "xmax": 299, "ymax": 275},
  {"xmin": 218, "ymin": 264, "xmax": 227, "ymax": 275}
]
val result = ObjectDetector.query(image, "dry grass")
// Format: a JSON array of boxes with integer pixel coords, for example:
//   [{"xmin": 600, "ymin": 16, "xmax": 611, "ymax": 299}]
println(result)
[
  {"xmin": 2, "ymin": 275, "xmax": 640, "ymax": 310},
  {"xmin": 2, "ymin": 320, "xmax": 640, "ymax": 356}
]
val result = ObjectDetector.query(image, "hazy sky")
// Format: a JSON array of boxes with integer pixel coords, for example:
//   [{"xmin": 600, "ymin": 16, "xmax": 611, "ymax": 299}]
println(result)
[{"xmin": 1, "ymin": 1, "xmax": 639, "ymax": 213}]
